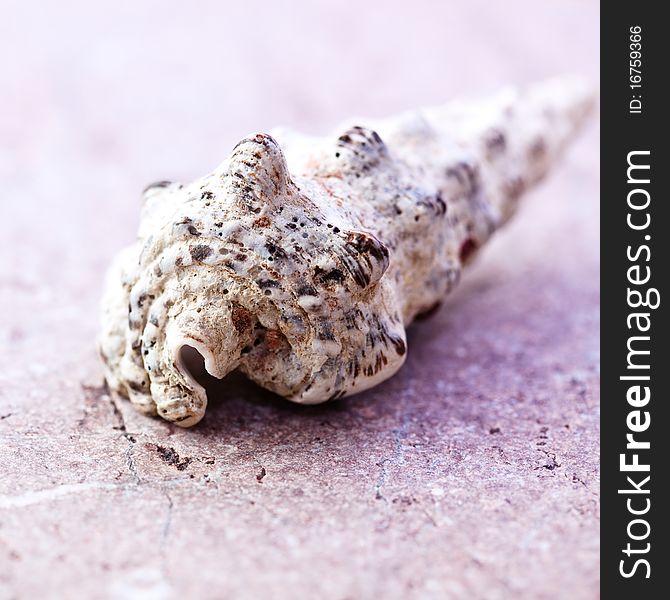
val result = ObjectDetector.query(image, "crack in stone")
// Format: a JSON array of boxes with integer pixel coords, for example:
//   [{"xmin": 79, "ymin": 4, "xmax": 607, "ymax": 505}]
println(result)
[
  {"xmin": 79, "ymin": 381, "xmax": 129, "ymax": 433},
  {"xmin": 0, "ymin": 476, "xmax": 193, "ymax": 509},
  {"xmin": 124, "ymin": 433, "xmax": 141, "ymax": 484},
  {"xmin": 373, "ymin": 365, "xmax": 416, "ymax": 502},
  {"xmin": 108, "ymin": 391, "xmax": 128, "ymax": 432},
  {"xmin": 374, "ymin": 424, "xmax": 408, "ymax": 501},
  {"xmin": 421, "ymin": 507, "xmax": 438, "ymax": 527},
  {"xmin": 157, "ymin": 489, "xmax": 175, "ymax": 588},
  {"xmin": 0, "ymin": 482, "xmax": 124, "ymax": 509},
  {"xmin": 161, "ymin": 490, "xmax": 174, "ymax": 547}
]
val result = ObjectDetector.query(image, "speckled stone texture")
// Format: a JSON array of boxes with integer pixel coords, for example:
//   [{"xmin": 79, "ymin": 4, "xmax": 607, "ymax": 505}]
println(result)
[{"xmin": 0, "ymin": 1, "xmax": 599, "ymax": 599}]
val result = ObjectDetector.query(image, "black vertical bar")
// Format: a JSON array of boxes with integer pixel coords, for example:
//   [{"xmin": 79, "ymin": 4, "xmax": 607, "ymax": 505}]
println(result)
[{"xmin": 601, "ymin": 2, "xmax": 668, "ymax": 598}]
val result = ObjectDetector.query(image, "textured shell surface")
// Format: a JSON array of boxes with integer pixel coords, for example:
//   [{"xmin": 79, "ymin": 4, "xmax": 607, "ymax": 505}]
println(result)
[{"xmin": 99, "ymin": 77, "xmax": 594, "ymax": 426}]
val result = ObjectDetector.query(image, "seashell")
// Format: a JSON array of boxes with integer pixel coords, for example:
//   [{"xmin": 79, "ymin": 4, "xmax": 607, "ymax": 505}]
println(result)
[{"xmin": 99, "ymin": 77, "xmax": 594, "ymax": 426}]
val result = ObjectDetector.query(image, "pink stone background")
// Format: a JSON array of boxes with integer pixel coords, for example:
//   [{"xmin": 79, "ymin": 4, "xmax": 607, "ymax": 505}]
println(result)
[{"xmin": 0, "ymin": 1, "xmax": 599, "ymax": 598}]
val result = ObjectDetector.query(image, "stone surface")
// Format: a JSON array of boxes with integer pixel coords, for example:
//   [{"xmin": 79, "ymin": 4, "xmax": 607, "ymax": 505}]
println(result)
[{"xmin": 0, "ymin": 1, "xmax": 599, "ymax": 599}]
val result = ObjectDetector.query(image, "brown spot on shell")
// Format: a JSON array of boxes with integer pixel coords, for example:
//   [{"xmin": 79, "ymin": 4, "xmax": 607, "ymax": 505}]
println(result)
[
  {"xmin": 388, "ymin": 335, "xmax": 406, "ymax": 356},
  {"xmin": 189, "ymin": 245, "xmax": 212, "ymax": 262},
  {"xmin": 231, "ymin": 303, "xmax": 253, "ymax": 333},
  {"xmin": 265, "ymin": 329, "xmax": 285, "ymax": 352},
  {"xmin": 459, "ymin": 238, "xmax": 478, "ymax": 264},
  {"xmin": 253, "ymin": 216, "xmax": 271, "ymax": 228},
  {"xmin": 314, "ymin": 266, "xmax": 346, "ymax": 286}
]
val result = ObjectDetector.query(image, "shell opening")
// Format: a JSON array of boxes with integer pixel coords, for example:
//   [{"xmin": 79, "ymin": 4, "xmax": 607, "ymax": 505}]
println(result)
[{"xmin": 176, "ymin": 344, "xmax": 216, "ymax": 391}]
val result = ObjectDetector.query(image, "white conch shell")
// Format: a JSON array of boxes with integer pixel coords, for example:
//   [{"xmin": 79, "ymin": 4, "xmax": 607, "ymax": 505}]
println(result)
[{"xmin": 99, "ymin": 77, "xmax": 594, "ymax": 426}]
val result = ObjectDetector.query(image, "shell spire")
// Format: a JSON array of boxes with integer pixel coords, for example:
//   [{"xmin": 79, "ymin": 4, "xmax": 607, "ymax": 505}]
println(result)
[{"xmin": 99, "ymin": 77, "xmax": 594, "ymax": 426}]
